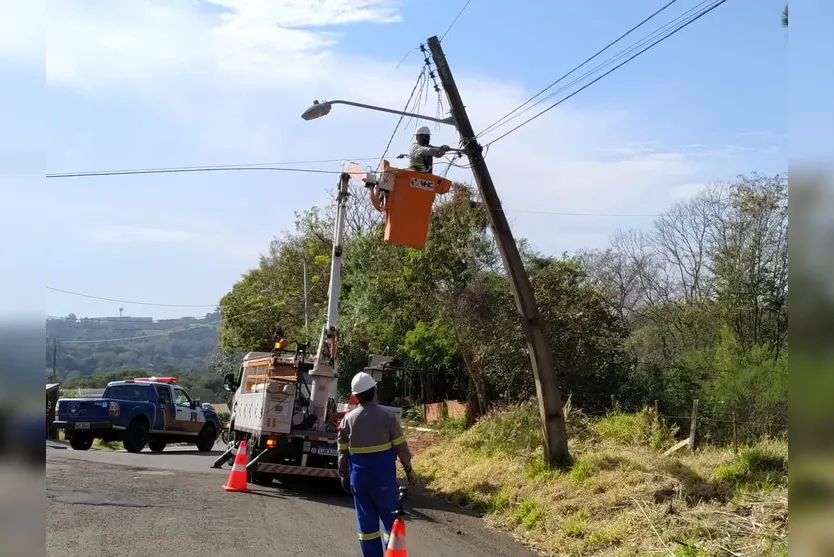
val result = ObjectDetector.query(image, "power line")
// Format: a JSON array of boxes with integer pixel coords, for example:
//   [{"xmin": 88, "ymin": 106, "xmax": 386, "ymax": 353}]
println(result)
[
  {"xmin": 440, "ymin": 0, "xmax": 472, "ymax": 41},
  {"xmin": 46, "ymin": 165, "xmax": 349, "ymax": 179},
  {"xmin": 56, "ymin": 298, "xmax": 287, "ymax": 344},
  {"xmin": 43, "ymin": 160, "xmax": 665, "ymax": 217},
  {"xmin": 477, "ymin": 0, "xmax": 681, "ymax": 138},
  {"xmin": 53, "ymin": 270, "xmax": 327, "ymax": 344},
  {"xmin": 480, "ymin": 0, "xmax": 714, "ymax": 141},
  {"xmin": 46, "ymin": 157, "xmax": 378, "ymax": 177},
  {"xmin": 46, "ymin": 286, "xmax": 217, "ymax": 308},
  {"xmin": 378, "ymin": 67, "xmax": 427, "ymax": 168},
  {"xmin": 483, "ymin": 0, "xmax": 729, "ymax": 147},
  {"xmin": 396, "ymin": 47, "xmax": 421, "ymax": 68}
]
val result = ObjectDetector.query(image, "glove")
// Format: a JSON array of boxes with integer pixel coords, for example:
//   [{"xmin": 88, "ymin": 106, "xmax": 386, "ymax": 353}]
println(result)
[
  {"xmin": 404, "ymin": 466, "xmax": 417, "ymax": 485},
  {"xmin": 340, "ymin": 475, "xmax": 352, "ymax": 494}
]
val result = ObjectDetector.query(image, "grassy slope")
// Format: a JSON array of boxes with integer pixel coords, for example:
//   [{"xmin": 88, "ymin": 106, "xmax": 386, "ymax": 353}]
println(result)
[{"xmin": 412, "ymin": 402, "xmax": 787, "ymax": 557}]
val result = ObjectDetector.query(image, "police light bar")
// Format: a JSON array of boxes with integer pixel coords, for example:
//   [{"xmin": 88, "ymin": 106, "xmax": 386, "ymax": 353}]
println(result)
[{"xmin": 133, "ymin": 376, "xmax": 178, "ymax": 383}]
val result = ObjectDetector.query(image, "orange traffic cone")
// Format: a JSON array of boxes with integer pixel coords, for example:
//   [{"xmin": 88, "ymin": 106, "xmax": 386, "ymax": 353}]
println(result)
[
  {"xmin": 385, "ymin": 517, "xmax": 407, "ymax": 556},
  {"xmin": 222, "ymin": 440, "xmax": 251, "ymax": 493}
]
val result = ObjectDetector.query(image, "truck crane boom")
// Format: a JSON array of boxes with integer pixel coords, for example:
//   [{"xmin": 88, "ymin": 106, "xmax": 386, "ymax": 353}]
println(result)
[{"xmin": 307, "ymin": 170, "xmax": 351, "ymax": 431}]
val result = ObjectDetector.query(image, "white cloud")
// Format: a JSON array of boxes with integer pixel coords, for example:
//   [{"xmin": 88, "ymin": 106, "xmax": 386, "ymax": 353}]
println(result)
[
  {"xmin": 42, "ymin": 0, "xmax": 772, "ymax": 261},
  {"xmin": 0, "ymin": 0, "xmax": 43, "ymax": 63}
]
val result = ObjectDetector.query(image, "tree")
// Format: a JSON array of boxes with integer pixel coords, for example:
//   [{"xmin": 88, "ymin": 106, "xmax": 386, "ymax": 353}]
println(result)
[
  {"xmin": 782, "ymin": 4, "xmax": 788, "ymax": 28},
  {"xmin": 217, "ymin": 207, "xmax": 333, "ymax": 351}
]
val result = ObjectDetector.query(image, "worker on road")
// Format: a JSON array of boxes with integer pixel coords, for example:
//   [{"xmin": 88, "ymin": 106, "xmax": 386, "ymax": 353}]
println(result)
[
  {"xmin": 409, "ymin": 125, "xmax": 451, "ymax": 175},
  {"xmin": 338, "ymin": 372, "xmax": 416, "ymax": 557}
]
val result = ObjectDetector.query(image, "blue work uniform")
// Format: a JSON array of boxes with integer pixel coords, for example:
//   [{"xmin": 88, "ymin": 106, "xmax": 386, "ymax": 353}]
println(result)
[{"xmin": 338, "ymin": 402, "xmax": 413, "ymax": 557}]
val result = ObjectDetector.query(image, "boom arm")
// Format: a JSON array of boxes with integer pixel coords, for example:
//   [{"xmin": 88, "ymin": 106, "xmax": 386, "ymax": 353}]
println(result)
[{"xmin": 307, "ymin": 170, "xmax": 351, "ymax": 430}]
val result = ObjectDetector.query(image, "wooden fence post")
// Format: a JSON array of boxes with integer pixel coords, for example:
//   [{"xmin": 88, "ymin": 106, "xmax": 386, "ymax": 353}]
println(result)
[{"xmin": 688, "ymin": 399, "xmax": 699, "ymax": 453}]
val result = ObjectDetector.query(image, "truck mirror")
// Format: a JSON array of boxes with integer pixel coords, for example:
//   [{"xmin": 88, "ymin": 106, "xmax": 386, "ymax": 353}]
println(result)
[{"xmin": 223, "ymin": 373, "xmax": 238, "ymax": 391}]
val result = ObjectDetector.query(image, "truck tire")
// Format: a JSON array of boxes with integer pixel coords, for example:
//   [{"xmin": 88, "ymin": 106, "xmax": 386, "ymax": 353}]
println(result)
[
  {"xmin": 123, "ymin": 419, "xmax": 148, "ymax": 453},
  {"xmin": 69, "ymin": 432, "xmax": 93, "ymax": 451},
  {"xmin": 251, "ymin": 472, "xmax": 273, "ymax": 486},
  {"xmin": 196, "ymin": 424, "xmax": 216, "ymax": 452},
  {"xmin": 148, "ymin": 439, "xmax": 167, "ymax": 453}
]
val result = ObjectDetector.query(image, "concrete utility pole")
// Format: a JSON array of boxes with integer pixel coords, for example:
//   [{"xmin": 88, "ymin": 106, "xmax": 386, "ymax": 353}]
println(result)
[{"xmin": 427, "ymin": 35, "xmax": 570, "ymax": 467}]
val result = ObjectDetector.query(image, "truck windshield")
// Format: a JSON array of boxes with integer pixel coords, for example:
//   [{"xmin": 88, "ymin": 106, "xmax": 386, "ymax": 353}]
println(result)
[{"xmin": 104, "ymin": 385, "xmax": 150, "ymax": 402}]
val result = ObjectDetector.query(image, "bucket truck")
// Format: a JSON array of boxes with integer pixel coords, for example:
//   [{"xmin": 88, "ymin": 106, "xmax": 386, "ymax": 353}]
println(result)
[{"xmin": 214, "ymin": 167, "xmax": 400, "ymax": 484}]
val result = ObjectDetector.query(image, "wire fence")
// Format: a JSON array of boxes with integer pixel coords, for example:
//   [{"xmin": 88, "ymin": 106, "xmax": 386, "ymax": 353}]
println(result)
[{"xmin": 408, "ymin": 397, "xmax": 787, "ymax": 454}]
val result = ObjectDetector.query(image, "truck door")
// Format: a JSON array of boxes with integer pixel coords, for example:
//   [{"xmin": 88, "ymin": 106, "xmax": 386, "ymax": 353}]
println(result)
[
  {"xmin": 153, "ymin": 384, "xmax": 176, "ymax": 432},
  {"xmin": 172, "ymin": 386, "xmax": 204, "ymax": 435}
]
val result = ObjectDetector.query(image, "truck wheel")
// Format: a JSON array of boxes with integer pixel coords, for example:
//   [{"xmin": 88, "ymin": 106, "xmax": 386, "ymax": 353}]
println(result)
[
  {"xmin": 148, "ymin": 439, "xmax": 167, "ymax": 453},
  {"xmin": 196, "ymin": 424, "xmax": 216, "ymax": 452},
  {"xmin": 123, "ymin": 419, "xmax": 148, "ymax": 453},
  {"xmin": 69, "ymin": 432, "xmax": 93, "ymax": 451}
]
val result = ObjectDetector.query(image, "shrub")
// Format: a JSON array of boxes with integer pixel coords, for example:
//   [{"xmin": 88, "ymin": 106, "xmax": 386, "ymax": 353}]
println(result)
[
  {"xmin": 713, "ymin": 442, "xmax": 787, "ymax": 495},
  {"xmin": 591, "ymin": 407, "xmax": 677, "ymax": 450},
  {"xmin": 459, "ymin": 401, "xmax": 542, "ymax": 458}
]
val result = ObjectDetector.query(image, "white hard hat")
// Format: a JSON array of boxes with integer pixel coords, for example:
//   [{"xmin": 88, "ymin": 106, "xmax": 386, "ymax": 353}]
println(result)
[
  {"xmin": 415, "ymin": 125, "xmax": 431, "ymax": 136},
  {"xmin": 351, "ymin": 372, "xmax": 377, "ymax": 395}
]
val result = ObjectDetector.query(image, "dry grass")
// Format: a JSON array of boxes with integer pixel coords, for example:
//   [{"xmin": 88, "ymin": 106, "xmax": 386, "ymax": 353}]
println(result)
[{"xmin": 413, "ymin": 402, "xmax": 788, "ymax": 557}]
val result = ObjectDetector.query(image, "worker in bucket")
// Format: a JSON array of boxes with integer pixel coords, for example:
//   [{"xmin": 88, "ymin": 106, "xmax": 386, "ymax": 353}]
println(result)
[
  {"xmin": 338, "ymin": 372, "xmax": 416, "ymax": 557},
  {"xmin": 408, "ymin": 125, "xmax": 451, "ymax": 174}
]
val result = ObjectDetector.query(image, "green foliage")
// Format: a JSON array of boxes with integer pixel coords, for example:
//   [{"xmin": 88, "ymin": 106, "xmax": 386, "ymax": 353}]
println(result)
[
  {"xmin": 712, "ymin": 442, "xmax": 788, "ymax": 495},
  {"xmin": 93, "ymin": 172, "xmax": 787, "ymax": 454},
  {"xmin": 436, "ymin": 417, "xmax": 466, "ymax": 437},
  {"xmin": 509, "ymin": 499, "xmax": 544, "ymax": 531},
  {"xmin": 47, "ymin": 315, "xmax": 219, "ymax": 379},
  {"xmin": 590, "ymin": 408, "xmax": 677, "ymax": 450},
  {"xmin": 59, "ymin": 370, "xmax": 226, "ymax": 403},
  {"xmin": 218, "ymin": 206, "xmax": 333, "ymax": 352},
  {"xmin": 561, "ymin": 510, "xmax": 588, "ymax": 537},
  {"xmin": 458, "ymin": 401, "xmax": 543, "ymax": 458}
]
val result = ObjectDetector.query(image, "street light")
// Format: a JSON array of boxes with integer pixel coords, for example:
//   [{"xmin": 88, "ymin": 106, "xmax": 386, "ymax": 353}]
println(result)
[{"xmin": 301, "ymin": 99, "xmax": 456, "ymax": 127}]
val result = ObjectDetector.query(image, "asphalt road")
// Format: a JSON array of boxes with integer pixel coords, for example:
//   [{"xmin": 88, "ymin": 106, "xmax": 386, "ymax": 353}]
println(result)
[{"xmin": 46, "ymin": 442, "xmax": 538, "ymax": 557}]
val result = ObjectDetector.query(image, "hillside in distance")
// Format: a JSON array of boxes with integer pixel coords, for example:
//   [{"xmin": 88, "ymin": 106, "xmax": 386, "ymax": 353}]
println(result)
[{"xmin": 46, "ymin": 313, "xmax": 220, "ymax": 379}]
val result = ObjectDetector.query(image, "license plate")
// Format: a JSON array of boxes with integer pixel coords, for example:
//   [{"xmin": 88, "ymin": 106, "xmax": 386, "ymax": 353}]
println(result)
[
  {"xmin": 75, "ymin": 422, "xmax": 91, "ymax": 429},
  {"xmin": 317, "ymin": 446, "xmax": 337, "ymax": 457}
]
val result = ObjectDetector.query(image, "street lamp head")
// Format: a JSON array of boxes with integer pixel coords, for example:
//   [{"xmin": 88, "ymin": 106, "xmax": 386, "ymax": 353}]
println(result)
[{"xmin": 301, "ymin": 100, "xmax": 332, "ymax": 121}]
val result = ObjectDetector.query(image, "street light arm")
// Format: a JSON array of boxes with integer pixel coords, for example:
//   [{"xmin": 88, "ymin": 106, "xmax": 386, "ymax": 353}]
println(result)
[{"xmin": 304, "ymin": 99, "xmax": 456, "ymax": 127}]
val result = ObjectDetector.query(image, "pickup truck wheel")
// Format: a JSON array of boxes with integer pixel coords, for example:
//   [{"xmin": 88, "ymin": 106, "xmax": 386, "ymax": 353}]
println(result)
[
  {"xmin": 196, "ymin": 424, "xmax": 216, "ymax": 452},
  {"xmin": 69, "ymin": 432, "xmax": 93, "ymax": 451},
  {"xmin": 123, "ymin": 419, "xmax": 148, "ymax": 453},
  {"xmin": 148, "ymin": 439, "xmax": 167, "ymax": 453}
]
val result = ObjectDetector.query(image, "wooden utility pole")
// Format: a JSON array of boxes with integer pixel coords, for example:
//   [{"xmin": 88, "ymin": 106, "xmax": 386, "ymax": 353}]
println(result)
[
  {"xmin": 427, "ymin": 35, "xmax": 570, "ymax": 467},
  {"xmin": 52, "ymin": 338, "xmax": 58, "ymax": 383}
]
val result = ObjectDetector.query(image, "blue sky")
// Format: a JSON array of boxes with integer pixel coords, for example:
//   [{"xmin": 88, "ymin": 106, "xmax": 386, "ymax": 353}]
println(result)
[{"xmin": 2, "ymin": 0, "xmax": 795, "ymax": 321}]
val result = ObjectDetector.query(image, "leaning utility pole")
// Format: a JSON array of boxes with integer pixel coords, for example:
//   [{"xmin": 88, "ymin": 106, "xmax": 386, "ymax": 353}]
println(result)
[{"xmin": 427, "ymin": 35, "xmax": 570, "ymax": 467}]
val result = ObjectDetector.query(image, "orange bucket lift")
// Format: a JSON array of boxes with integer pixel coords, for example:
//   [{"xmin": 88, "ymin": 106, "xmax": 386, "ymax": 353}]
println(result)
[{"xmin": 345, "ymin": 160, "xmax": 452, "ymax": 249}]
